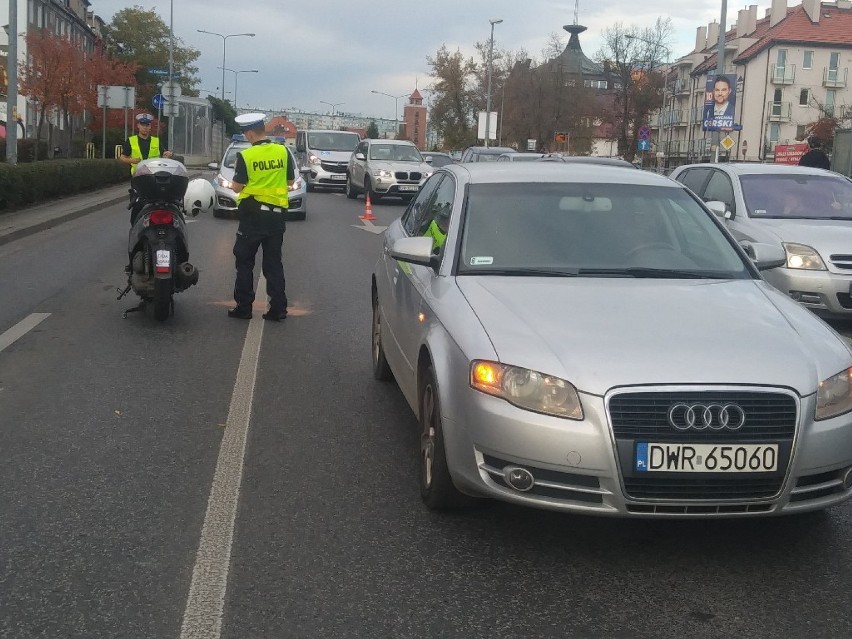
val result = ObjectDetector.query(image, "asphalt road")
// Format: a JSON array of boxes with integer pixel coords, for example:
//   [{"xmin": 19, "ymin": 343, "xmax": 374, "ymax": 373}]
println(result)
[{"xmin": 1, "ymin": 184, "xmax": 852, "ymax": 638}]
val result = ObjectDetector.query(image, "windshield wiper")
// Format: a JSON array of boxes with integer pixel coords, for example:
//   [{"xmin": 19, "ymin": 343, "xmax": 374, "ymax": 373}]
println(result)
[
  {"xmin": 466, "ymin": 267, "xmax": 580, "ymax": 277},
  {"xmin": 576, "ymin": 267, "xmax": 723, "ymax": 279}
]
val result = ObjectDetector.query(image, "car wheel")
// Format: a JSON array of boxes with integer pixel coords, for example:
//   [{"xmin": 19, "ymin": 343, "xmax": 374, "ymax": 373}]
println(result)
[
  {"xmin": 346, "ymin": 175, "xmax": 358, "ymax": 199},
  {"xmin": 365, "ymin": 177, "xmax": 382, "ymax": 203},
  {"xmin": 372, "ymin": 292, "xmax": 393, "ymax": 381},
  {"xmin": 419, "ymin": 365, "xmax": 474, "ymax": 510}
]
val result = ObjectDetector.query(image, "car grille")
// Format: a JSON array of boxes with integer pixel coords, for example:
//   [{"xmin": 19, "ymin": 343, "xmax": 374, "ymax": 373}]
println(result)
[
  {"xmin": 394, "ymin": 171, "xmax": 422, "ymax": 181},
  {"xmin": 836, "ymin": 293, "xmax": 852, "ymax": 309},
  {"xmin": 320, "ymin": 161, "xmax": 347, "ymax": 173},
  {"xmin": 609, "ymin": 391, "xmax": 796, "ymax": 439},
  {"xmin": 609, "ymin": 389, "xmax": 797, "ymax": 501},
  {"xmin": 829, "ymin": 254, "xmax": 852, "ymax": 270},
  {"xmin": 288, "ymin": 197, "xmax": 302, "ymax": 209}
]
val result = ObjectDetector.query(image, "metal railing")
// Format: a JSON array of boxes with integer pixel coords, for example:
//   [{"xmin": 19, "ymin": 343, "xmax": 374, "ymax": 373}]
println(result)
[
  {"xmin": 767, "ymin": 101, "xmax": 792, "ymax": 121},
  {"xmin": 771, "ymin": 64, "xmax": 796, "ymax": 84},
  {"xmin": 824, "ymin": 67, "xmax": 848, "ymax": 88}
]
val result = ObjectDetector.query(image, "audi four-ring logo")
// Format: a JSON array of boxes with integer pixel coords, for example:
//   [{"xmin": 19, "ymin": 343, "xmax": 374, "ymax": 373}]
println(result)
[{"xmin": 667, "ymin": 403, "xmax": 747, "ymax": 431}]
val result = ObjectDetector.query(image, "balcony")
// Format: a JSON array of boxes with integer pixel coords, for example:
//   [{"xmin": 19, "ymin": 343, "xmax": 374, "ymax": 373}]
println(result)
[
  {"xmin": 771, "ymin": 64, "xmax": 796, "ymax": 85},
  {"xmin": 664, "ymin": 139, "xmax": 689, "ymax": 156},
  {"xmin": 689, "ymin": 107, "xmax": 703, "ymax": 124},
  {"xmin": 767, "ymin": 101, "xmax": 792, "ymax": 121},
  {"xmin": 659, "ymin": 110, "xmax": 686, "ymax": 126},
  {"xmin": 824, "ymin": 67, "xmax": 848, "ymax": 88}
]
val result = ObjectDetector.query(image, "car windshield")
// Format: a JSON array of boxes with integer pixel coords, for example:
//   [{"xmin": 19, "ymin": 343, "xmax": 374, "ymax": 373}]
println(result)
[
  {"xmin": 740, "ymin": 173, "xmax": 852, "ymax": 219},
  {"xmin": 223, "ymin": 143, "xmax": 294, "ymax": 170},
  {"xmin": 369, "ymin": 144, "xmax": 423, "ymax": 162},
  {"xmin": 306, "ymin": 132, "xmax": 360, "ymax": 152},
  {"xmin": 458, "ymin": 182, "xmax": 752, "ymax": 278},
  {"xmin": 223, "ymin": 144, "xmax": 249, "ymax": 169}
]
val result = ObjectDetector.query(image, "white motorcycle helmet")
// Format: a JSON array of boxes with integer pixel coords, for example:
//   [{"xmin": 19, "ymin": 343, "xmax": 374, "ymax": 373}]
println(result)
[{"xmin": 184, "ymin": 178, "xmax": 216, "ymax": 216}]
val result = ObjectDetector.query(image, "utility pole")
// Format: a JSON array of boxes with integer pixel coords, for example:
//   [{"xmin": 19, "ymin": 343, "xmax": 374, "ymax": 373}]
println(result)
[
  {"xmin": 713, "ymin": 0, "xmax": 728, "ymax": 163},
  {"xmin": 485, "ymin": 18, "xmax": 503, "ymax": 148},
  {"xmin": 6, "ymin": 0, "xmax": 18, "ymax": 164}
]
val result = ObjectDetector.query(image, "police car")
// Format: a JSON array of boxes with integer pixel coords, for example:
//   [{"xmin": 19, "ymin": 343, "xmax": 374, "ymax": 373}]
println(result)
[{"xmin": 208, "ymin": 135, "xmax": 307, "ymax": 220}]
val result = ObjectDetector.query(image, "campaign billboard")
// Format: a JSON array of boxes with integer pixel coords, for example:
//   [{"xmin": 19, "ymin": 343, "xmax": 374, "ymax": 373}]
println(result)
[
  {"xmin": 773, "ymin": 143, "xmax": 809, "ymax": 165},
  {"xmin": 702, "ymin": 74, "xmax": 737, "ymax": 131}
]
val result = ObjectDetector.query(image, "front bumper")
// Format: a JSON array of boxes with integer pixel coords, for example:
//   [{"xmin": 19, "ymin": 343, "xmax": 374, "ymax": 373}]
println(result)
[
  {"xmin": 443, "ymin": 384, "xmax": 852, "ymax": 517},
  {"xmin": 307, "ymin": 160, "xmax": 349, "ymax": 189},
  {"xmin": 763, "ymin": 266, "xmax": 852, "ymax": 317},
  {"xmin": 212, "ymin": 183, "xmax": 306, "ymax": 220},
  {"xmin": 372, "ymin": 177, "xmax": 422, "ymax": 197}
]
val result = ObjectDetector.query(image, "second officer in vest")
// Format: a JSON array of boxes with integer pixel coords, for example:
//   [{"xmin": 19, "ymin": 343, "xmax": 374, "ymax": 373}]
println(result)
[{"xmin": 228, "ymin": 113, "xmax": 295, "ymax": 321}]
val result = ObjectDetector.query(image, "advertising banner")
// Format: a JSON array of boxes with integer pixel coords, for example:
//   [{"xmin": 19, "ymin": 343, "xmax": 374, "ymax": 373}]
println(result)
[
  {"xmin": 773, "ymin": 143, "xmax": 809, "ymax": 165},
  {"xmin": 702, "ymin": 74, "xmax": 737, "ymax": 131}
]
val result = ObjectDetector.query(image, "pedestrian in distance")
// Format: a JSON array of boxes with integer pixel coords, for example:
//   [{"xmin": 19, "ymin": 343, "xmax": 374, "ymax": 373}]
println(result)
[
  {"xmin": 119, "ymin": 113, "xmax": 173, "ymax": 224},
  {"xmin": 228, "ymin": 112, "xmax": 295, "ymax": 322},
  {"xmin": 798, "ymin": 135, "xmax": 831, "ymax": 170}
]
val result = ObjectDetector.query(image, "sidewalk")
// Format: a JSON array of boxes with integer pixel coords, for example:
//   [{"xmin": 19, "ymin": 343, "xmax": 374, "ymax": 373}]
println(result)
[{"xmin": 0, "ymin": 171, "xmax": 207, "ymax": 247}]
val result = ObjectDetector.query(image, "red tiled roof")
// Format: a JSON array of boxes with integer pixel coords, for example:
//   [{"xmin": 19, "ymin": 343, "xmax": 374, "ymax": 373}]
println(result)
[
  {"xmin": 735, "ymin": 4, "xmax": 852, "ymax": 63},
  {"xmin": 410, "ymin": 89, "xmax": 423, "ymax": 100},
  {"xmin": 691, "ymin": 10, "xmax": 792, "ymax": 75}
]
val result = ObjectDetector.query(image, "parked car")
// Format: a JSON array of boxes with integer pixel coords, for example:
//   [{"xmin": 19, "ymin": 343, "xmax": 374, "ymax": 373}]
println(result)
[
  {"xmin": 459, "ymin": 146, "xmax": 517, "ymax": 163},
  {"xmin": 670, "ymin": 163, "xmax": 852, "ymax": 318},
  {"xmin": 346, "ymin": 139, "xmax": 433, "ymax": 202},
  {"xmin": 423, "ymin": 152, "xmax": 455, "ymax": 168},
  {"xmin": 538, "ymin": 154, "xmax": 636, "ymax": 168},
  {"xmin": 208, "ymin": 135, "xmax": 307, "ymax": 220},
  {"xmin": 372, "ymin": 161, "xmax": 852, "ymax": 517},
  {"xmin": 295, "ymin": 129, "xmax": 361, "ymax": 192},
  {"xmin": 497, "ymin": 153, "xmax": 545, "ymax": 162}
]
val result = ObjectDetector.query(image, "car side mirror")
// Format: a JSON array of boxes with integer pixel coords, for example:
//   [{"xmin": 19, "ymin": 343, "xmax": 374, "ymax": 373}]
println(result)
[
  {"xmin": 424, "ymin": 156, "xmax": 433, "ymax": 164},
  {"xmin": 390, "ymin": 236, "xmax": 440, "ymax": 270},
  {"xmin": 740, "ymin": 241, "xmax": 786, "ymax": 271},
  {"xmin": 706, "ymin": 200, "xmax": 734, "ymax": 220},
  {"xmin": 207, "ymin": 162, "xmax": 219, "ymax": 171},
  {"xmin": 355, "ymin": 152, "xmax": 366, "ymax": 161},
  {"xmin": 299, "ymin": 166, "xmax": 311, "ymax": 175}
]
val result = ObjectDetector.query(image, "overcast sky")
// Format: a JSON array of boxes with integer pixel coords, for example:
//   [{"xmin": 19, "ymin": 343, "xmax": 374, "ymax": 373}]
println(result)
[{"xmin": 90, "ymin": 1, "xmax": 776, "ymax": 119}]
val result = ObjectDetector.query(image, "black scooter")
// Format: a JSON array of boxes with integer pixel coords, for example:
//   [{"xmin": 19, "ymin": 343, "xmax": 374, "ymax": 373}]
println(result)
[{"xmin": 117, "ymin": 159, "xmax": 199, "ymax": 321}]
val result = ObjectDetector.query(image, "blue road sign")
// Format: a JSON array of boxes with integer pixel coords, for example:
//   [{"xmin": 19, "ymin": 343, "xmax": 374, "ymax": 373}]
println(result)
[
  {"xmin": 148, "ymin": 68, "xmax": 169, "ymax": 76},
  {"xmin": 152, "ymin": 94, "xmax": 167, "ymax": 110},
  {"xmin": 637, "ymin": 139, "xmax": 651, "ymax": 152},
  {"xmin": 638, "ymin": 126, "xmax": 652, "ymax": 140}
]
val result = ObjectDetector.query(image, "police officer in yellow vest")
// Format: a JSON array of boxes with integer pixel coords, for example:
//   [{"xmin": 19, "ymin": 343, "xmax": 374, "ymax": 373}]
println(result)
[
  {"xmin": 119, "ymin": 113, "xmax": 173, "ymax": 224},
  {"xmin": 119, "ymin": 112, "xmax": 173, "ymax": 174},
  {"xmin": 228, "ymin": 113, "xmax": 295, "ymax": 322}
]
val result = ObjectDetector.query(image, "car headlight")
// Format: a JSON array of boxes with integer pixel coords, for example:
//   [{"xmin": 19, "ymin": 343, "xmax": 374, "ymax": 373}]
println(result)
[
  {"xmin": 816, "ymin": 367, "xmax": 852, "ymax": 420},
  {"xmin": 783, "ymin": 243, "xmax": 826, "ymax": 270},
  {"xmin": 372, "ymin": 169, "xmax": 393, "ymax": 178},
  {"xmin": 292, "ymin": 176, "xmax": 305, "ymax": 190},
  {"xmin": 309, "ymin": 155, "xmax": 321, "ymax": 166},
  {"xmin": 470, "ymin": 360, "xmax": 583, "ymax": 419},
  {"xmin": 216, "ymin": 175, "xmax": 232, "ymax": 189}
]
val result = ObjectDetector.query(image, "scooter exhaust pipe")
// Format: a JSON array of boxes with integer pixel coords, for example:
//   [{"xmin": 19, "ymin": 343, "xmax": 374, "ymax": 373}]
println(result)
[{"xmin": 176, "ymin": 262, "xmax": 199, "ymax": 289}]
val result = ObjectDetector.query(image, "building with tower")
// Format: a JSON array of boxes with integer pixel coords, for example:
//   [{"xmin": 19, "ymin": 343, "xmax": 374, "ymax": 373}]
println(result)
[{"xmin": 402, "ymin": 89, "xmax": 427, "ymax": 149}]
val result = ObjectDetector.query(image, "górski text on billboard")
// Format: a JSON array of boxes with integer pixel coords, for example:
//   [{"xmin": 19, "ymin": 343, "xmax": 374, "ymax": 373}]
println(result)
[{"xmin": 702, "ymin": 74, "xmax": 737, "ymax": 132}]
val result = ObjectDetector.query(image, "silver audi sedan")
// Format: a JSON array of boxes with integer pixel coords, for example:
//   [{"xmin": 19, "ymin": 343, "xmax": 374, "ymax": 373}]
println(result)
[{"xmin": 371, "ymin": 162, "xmax": 852, "ymax": 518}]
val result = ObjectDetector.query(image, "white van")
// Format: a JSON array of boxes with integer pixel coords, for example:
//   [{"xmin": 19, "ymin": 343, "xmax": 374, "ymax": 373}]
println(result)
[{"xmin": 295, "ymin": 130, "xmax": 361, "ymax": 191}]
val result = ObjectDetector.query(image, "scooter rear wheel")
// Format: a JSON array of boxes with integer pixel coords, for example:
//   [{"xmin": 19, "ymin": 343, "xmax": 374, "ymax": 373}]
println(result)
[{"xmin": 153, "ymin": 278, "xmax": 173, "ymax": 321}]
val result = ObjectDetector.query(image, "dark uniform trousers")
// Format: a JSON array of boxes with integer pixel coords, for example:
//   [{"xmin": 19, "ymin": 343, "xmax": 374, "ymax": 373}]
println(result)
[{"xmin": 233, "ymin": 199, "xmax": 287, "ymax": 313}]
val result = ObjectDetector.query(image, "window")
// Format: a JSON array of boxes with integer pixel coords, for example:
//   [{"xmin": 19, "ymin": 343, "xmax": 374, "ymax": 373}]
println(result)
[
  {"xmin": 675, "ymin": 168, "xmax": 711, "ymax": 195},
  {"xmin": 402, "ymin": 175, "xmax": 442, "ymax": 236},
  {"xmin": 829, "ymin": 52, "xmax": 840, "ymax": 71},
  {"xmin": 800, "ymin": 88, "xmax": 810, "ymax": 106},
  {"xmin": 803, "ymin": 50, "xmax": 813, "ymax": 69},
  {"xmin": 703, "ymin": 170, "xmax": 736, "ymax": 214},
  {"xmin": 769, "ymin": 123, "xmax": 780, "ymax": 143},
  {"xmin": 797, "ymin": 125, "xmax": 807, "ymax": 140},
  {"xmin": 826, "ymin": 89, "xmax": 836, "ymax": 116}
]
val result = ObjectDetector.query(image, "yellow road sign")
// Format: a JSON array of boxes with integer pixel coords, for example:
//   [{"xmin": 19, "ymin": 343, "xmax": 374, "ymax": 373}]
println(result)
[{"xmin": 721, "ymin": 135, "xmax": 735, "ymax": 151}]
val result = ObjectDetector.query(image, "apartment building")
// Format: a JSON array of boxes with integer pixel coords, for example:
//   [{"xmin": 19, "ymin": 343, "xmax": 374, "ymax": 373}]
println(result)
[{"xmin": 655, "ymin": 0, "xmax": 852, "ymax": 166}]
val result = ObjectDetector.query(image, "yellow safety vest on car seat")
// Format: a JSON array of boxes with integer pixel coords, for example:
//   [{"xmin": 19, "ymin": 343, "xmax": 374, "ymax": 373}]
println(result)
[
  {"xmin": 128, "ymin": 135, "xmax": 161, "ymax": 175},
  {"xmin": 236, "ymin": 142, "xmax": 290, "ymax": 208}
]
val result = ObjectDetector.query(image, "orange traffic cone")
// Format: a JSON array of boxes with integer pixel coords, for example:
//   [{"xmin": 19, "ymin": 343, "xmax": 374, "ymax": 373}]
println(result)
[{"xmin": 360, "ymin": 193, "xmax": 376, "ymax": 221}]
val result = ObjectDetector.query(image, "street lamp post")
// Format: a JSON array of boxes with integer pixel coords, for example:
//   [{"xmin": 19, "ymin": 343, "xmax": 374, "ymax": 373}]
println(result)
[
  {"xmin": 197, "ymin": 29, "xmax": 255, "ymax": 155},
  {"xmin": 5, "ymin": 0, "xmax": 18, "ymax": 163},
  {"xmin": 218, "ymin": 67, "xmax": 258, "ymax": 112},
  {"xmin": 485, "ymin": 18, "xmax": 503, "ymax": 148},
  {"xmin": 319, "ymin": 101, "xmax": 345, "ymax": 130},
  {"xmin": 371, "ymin": 90, "xmax": 407, "ymax": 139}
]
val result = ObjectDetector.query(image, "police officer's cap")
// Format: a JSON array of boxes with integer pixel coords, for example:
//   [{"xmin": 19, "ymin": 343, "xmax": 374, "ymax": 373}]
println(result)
[
  {"xmin": 235, "ymin": 113, "xmax": 266, "ymax": 131},
  {"xmin": 136, "ymin": 113, "xmax": 154, "ymax": 124}
]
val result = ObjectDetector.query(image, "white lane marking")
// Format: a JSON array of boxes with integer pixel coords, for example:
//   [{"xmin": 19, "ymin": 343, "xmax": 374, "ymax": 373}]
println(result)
[
  {"xmin": 0, "ymin": 313, "xmax": 51, "ymax": 353},
  {"xmin": 179, "ymin": 276, "xmax": 267, "ymax": 639}
]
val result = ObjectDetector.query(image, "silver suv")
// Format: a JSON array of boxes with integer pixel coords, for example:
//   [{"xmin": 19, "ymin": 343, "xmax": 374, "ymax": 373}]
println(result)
[{"xmin": 346, "ymin": 139, "xmax": 433, "ymax": 202}]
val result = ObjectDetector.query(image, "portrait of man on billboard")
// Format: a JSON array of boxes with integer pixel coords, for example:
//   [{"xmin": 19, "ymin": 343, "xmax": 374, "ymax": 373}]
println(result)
[{"xmin": 702, "ymin": 74, "xmax": 737, "ymax": 131}]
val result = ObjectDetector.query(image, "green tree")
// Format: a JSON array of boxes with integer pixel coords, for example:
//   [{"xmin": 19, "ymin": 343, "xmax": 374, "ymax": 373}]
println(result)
[
  {"xmin": 103, "ymin": 6, "xmax": 200, "ymax": 107},
  {"xmin": 427, "ymin": 45, "xmax": 479, "ymax": 149},
  {"xmin": 207, "ymin": 96, "xmax": 238, "ymax": 136},
  {"xmin": 366, "ymin": 121, "xmax": 380, "ymax": 139}
]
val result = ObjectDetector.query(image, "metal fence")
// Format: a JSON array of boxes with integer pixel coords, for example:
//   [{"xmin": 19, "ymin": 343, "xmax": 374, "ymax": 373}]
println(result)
[{"xmin": 167, "ymin": 97, "xmax": 215, "ymax": 165}]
